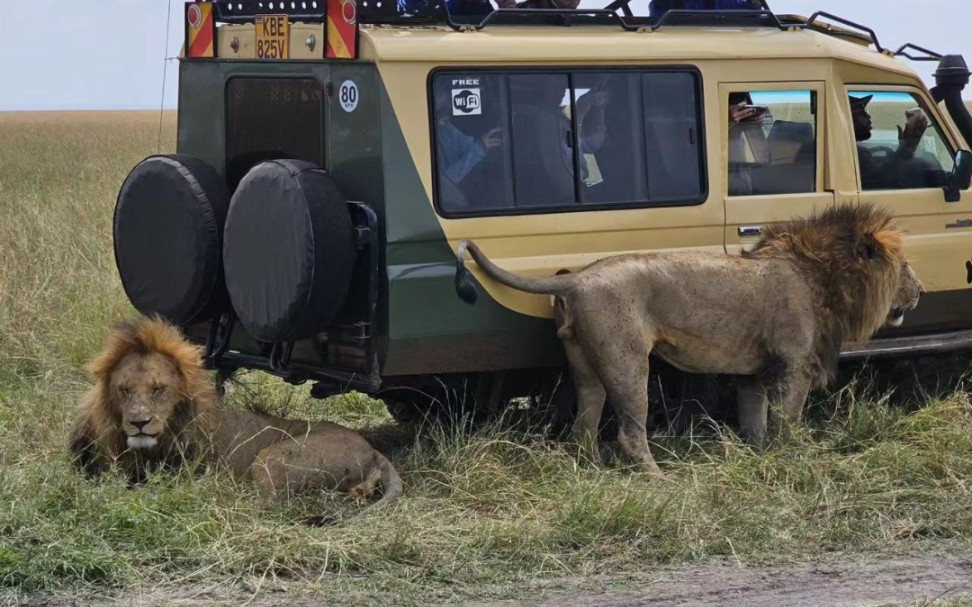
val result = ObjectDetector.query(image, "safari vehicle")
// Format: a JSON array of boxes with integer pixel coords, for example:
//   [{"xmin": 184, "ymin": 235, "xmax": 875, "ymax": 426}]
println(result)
[{"xmin": 112, "ymin": 0, "xmax": 972, "ymax": 426}]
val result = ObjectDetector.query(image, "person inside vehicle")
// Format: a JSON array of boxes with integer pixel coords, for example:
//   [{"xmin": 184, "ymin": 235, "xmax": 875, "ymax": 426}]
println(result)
[
  {"xmin": 851, "ymin": 93, "xmax": 932, "ymax": 190},
  {"xmin": 434, "ymin": 94, "xmax": 504, "ymax": 210},
  {"xmin": 649, "ymin": 0, "xmax": 763, "ymax": 17},
  {"xmin": 727, "ymin": 92, "xmax": 768, "ymax": 195},
  {"xmin": 435, "ymin": 95, "xmax": 503, "ymax": 186},
  {"xmin": 441, "ymin": 0, "xmax": 579, "ymax": 15},
  {"xmin": 495, "ymin": 0, "xmax": 580, "ymax": 8}
]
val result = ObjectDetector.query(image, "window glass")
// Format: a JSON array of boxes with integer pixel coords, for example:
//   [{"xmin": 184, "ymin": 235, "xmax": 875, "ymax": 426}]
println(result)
[
  {"xmin": 727, "ymin": 90, "xmax": 816, "ymax": 196},
  {"xmin": 225, "ymin": 78, "xmax": 323, "ymax": 190},
  {"xmin": 431, "ymin": 70, "xmax": 705, "ymax": 215},
  {"xmin": 644, "ymin": 72, "xmax": 703, "ymax": 201},
  {"xmin": 848, "ymin": 90, "xmax": 955, "ymax": 190},
  {"xmin": 509, "ymin": 74, "xmax": 575, "ymax": 207},
  {"xmin": 573, "ymin": 73, "xmax": 647, "ymax": 204}
]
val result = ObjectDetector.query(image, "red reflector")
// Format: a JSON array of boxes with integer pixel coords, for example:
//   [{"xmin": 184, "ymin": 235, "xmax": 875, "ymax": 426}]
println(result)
[
  {"xmin": 185, "ymin": 2, "xmax": 216, "ymax": 58},
  {"xmin": 325, "ymin": 0, "xmax": 358, "ymax": 60}
]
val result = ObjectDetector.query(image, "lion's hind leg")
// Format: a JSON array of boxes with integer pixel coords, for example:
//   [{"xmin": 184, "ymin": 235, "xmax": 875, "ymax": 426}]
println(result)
[
  {"xmin": 571, "ymin": 315, "xmax": 662, "ymax": 475},
  {"xmin": 563, "ymin": 338, "xmax": 606, "ymax": 466}
]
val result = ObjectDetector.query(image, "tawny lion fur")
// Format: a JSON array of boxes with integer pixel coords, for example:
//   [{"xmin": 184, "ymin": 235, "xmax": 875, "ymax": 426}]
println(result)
[
  {"xmin": 456, "ymin": 203, "xmax": 923, "ymax": 472},
  {"xmin": 68, "ymin": 316, "xmax": 402, "ymax": 522}
]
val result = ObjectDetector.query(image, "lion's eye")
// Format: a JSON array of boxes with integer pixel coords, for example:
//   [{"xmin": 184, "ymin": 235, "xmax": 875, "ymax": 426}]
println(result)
[
  {"xmin": 119, "ymin": 387, "xmax": 131, "ymax": 397},
  {"xmin": 152, "ymin": 385, "xmax": 164, "ymax": 396}
]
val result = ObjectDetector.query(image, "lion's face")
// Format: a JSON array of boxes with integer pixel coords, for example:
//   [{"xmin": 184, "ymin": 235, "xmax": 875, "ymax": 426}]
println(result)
[
  {"xmin": 886, "ymin": 262, "xmax": 923, "ymax": 327},
  {"xmin": 109, "ymin": 351, "xmax": 187, "ymax": 450}
]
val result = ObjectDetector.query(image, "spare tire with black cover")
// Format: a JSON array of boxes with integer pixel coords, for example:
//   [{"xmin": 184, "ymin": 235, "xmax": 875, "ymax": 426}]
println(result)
[
  {"xmin": 113, "ymin": 154, "xmax": 231, "ymax": 325},
  {"xmin": 222, "ymin": 159, "xmax": 355, "ymax": 343}
]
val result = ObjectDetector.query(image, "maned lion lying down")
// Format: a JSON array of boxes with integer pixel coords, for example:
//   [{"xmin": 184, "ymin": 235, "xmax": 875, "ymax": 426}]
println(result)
[
  {"xmin": 68, "ymin": 317, "xmax": 402, "ymax": 522},
  {"xmin": 455, "ymin": 203, "xmax": 923, "ymax": 473}
]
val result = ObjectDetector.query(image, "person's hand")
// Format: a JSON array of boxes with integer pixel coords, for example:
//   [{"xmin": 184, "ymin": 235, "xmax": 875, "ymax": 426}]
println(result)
[
  {"xmin": 575, "ymin": 89, "xmax": 608, "ymax": 120},
  {"xmin": 588, "ymin": 90, "xmax": 609, "ymax": 108},
  {"xmin": 897, "ymin": 109, "xmax": 929, "ymax": 155},
  {"xmin": 729, "ymin": 101, "xmax": 761, "ymax": 124},
  {"xmin": 480, "ymin": 127, "xmax": 502, "ymax": 151}
]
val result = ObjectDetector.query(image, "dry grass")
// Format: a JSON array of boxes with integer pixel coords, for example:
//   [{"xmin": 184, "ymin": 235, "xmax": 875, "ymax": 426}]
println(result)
[{"xmin": 2, "ymin": 111, "xmax": 972, "ymax": 606}]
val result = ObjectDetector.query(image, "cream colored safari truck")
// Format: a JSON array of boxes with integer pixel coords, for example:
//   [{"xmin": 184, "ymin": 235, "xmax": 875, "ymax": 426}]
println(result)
[{"xmin": 110, "ymin": 0, "xmax": 972, "ymax": 429}]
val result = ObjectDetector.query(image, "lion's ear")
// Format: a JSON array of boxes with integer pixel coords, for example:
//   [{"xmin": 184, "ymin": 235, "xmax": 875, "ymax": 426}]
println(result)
[{"xmin": 855, "ymin": 234, "xmax": 879, "ymax": 261}]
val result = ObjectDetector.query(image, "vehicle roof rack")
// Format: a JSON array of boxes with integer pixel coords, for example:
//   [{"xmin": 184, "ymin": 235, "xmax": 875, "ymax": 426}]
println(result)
[
  {"xmin": 213, "ymin": 1, "xmax": 327, "ymax": 23},
  {"xmin": 200, "ymin": 0, "xmax": 930, "ymax": 58}
]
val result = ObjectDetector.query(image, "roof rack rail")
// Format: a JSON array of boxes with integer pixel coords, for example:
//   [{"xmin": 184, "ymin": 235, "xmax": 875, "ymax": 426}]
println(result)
[
  {"xmin": 444, "ymin": 6, "xmax": 640, "ymax": 32},
  {"xmin": 649, "ymin": 8, "xmax": 786, "ymax": 32},
  {"xmin": 212, "ymin": 1, "xmax": 327, "ymax": 23},
  {"xmin": 802, "ymin": 11, "xmax": 885, "ymax": 53},
  {"xmin": 894, "ymin": 43, "xmax": 943, "ymax": 62},
  {"xmin": 207, "ymin": 0, "xmax": 442, "ymax": 26}
]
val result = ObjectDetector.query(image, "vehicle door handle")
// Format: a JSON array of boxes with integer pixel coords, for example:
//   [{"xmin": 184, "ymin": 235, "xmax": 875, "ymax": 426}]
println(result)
[{"xmin": 738, "ymin": 225, "xmax": 762, "ymax": 237}]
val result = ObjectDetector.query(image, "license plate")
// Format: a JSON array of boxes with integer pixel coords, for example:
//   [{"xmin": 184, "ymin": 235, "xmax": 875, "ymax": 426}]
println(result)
[{"xmin": 255, "ymin": 14, "xmax": 289, "ymax": 59}]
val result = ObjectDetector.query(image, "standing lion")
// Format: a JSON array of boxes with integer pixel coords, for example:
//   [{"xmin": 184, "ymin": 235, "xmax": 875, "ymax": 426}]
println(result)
[
  {"xmin": 455, "ymin": 203, "xmax": 923, "ymax": 473},
  {"xmin": 68, "ymin": 316, "xmax": 402, "ymax": 522}
]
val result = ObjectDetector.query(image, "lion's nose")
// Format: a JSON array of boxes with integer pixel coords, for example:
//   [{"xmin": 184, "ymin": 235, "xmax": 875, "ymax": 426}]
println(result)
[{"xmin": 131, "ymin": 420, "xmax": 151, "ymax": 432}]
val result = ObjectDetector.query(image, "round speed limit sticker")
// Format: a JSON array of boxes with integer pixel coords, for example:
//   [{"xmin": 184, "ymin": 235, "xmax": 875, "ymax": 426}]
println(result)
[{"xmin": 339, "ymin": 80, "xmax": 359, "ymax": 113}]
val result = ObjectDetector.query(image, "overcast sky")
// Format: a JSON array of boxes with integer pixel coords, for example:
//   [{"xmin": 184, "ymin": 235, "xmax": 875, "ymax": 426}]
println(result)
[{"xmin": 0, "ymin": 0, "xmax": 968, "ymax": 111}]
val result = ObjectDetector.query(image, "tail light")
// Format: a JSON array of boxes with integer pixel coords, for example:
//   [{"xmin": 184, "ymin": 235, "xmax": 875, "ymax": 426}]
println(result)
[
  {"xmin": 325, "ymin": 0, "xmax": 359, "ymax": 59},
  {"xmin": 185, "ymin": 2, "xmax": 216, "ymax": 58}
]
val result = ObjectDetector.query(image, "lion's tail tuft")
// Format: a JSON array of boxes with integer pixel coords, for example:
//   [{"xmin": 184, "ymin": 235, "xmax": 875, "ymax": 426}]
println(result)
[{"xmin": 455, "ymin": 240, "xmax": 480, "ymax": 305}]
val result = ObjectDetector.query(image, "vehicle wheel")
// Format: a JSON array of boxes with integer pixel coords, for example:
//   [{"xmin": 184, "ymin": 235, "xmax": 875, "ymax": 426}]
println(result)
[
  {"xmin": 222, "ymin": 160, "xmax": 356, "ymax": 342},
  {"xmin": 113, "ymin": 154, "xmax": 231, "ymax": 325},
  {"xmin": 379, "ymin": 374, "xmax": 488, "ymax": 427}
]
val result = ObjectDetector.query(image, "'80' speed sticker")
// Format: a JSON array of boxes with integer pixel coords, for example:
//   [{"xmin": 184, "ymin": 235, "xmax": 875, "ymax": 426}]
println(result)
[{"xmin": 339, "ymin": 80, "xmax": 358, "ymax": 112}]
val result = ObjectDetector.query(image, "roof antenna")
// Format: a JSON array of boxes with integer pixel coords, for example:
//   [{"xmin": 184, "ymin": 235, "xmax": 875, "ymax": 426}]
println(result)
[{"xmin": 158, "ymin": 0, "xmax": 174, "ymax": 153}]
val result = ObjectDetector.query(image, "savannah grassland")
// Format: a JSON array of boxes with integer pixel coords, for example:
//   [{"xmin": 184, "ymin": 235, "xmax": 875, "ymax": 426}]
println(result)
[{"xmin": 2, "ymin": 111, "xmax": 972, "ymax": 606}]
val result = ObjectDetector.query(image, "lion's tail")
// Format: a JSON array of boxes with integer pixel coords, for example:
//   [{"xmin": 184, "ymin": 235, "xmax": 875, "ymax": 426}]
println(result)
[{"xmin": 455, "ymin": 240, "xmax": 575, "ymax": 304}]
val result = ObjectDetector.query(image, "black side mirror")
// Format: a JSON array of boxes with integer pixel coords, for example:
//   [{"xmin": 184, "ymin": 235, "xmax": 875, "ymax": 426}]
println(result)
[{"xmin": 945, "ymin": 149, "xmax": 972, "ymax": 202}]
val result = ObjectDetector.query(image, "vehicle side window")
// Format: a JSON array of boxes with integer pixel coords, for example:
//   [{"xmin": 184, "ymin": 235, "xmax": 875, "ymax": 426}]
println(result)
[
  {"xmin": 431, "ymin": 69, "xmax": 704, "ymax": 216},
  {"xmin": 727, "ymin": 90, "xmax": 817, "ymax": 197},
  {"xmin": 848, "ymin": 90, "xmax": 955, "ymax": 191}
]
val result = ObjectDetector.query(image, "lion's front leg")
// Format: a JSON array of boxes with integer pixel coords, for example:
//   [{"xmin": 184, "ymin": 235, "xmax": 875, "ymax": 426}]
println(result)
[
  {"xmin": 736, "ymin": 377, "xmax": 768, "ymax": 446},
  {"xmin": 753, "ymin": 368, "xmax": 812, "ymax": 441},
  {"xmin": 777, "ymin": 372, "xmax": 812, "ymax": 427}
]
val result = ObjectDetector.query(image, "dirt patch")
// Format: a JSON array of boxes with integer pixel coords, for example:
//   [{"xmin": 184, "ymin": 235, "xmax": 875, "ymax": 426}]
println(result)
[
  {"xmin": 16, "ymin": 552, "xmax": 972, "ymax": 607},
  {"xmin": 464, "ymin": 553, "xmax": 972, "ymax": 607}
]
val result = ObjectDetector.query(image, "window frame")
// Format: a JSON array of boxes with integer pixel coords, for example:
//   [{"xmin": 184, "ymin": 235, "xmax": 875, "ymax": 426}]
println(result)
[
  {"xmin": 844, "ymin": 84, "xmax": 959, "ymax": 192},
  {"xmin": 427, "ymin": 65, "xmax": 708, "ymax": 219},
  {"xmin": 721, "ymin": 82, "xmax": 825, "ymax": 198}
]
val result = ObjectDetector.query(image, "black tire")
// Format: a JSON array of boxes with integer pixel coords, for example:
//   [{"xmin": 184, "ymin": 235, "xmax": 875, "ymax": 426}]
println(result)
[
  {"xmin": 379, "ymin": 374, "xmax": 486, "ymax": 427},
  {"xmin": 222, "ymin": 160, "xmax": 356, "ymax": 343},
  {"xmin": 113, "ymin": 154, "xmax": 231, "ymax": 325}
]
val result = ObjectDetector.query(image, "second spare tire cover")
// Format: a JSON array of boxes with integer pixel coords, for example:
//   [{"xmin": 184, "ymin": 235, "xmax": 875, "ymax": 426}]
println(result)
[
  {"xmin": 113, "ymin": 154, "xmax": 230, "ymax": 325},
  {"xmin": 222, "ymin": 159, "xmax": 355, "ymax": 343}
]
